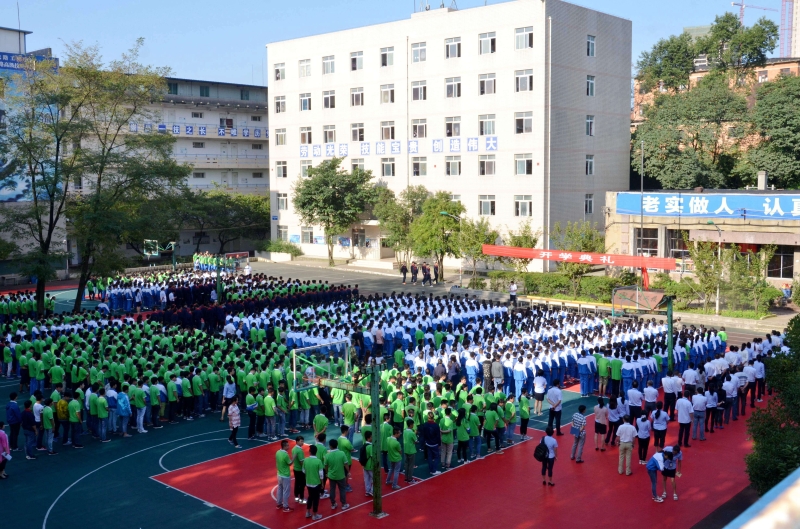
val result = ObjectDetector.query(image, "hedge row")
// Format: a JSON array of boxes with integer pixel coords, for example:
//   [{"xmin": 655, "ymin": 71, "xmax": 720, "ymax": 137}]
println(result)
[{"xmin": 484, "ymin": 271, "xmax": 635, "ymax": 303}]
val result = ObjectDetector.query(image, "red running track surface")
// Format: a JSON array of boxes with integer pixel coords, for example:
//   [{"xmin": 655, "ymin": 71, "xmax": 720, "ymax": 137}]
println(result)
[{"xmin": 153, "ymin": 399, "xmax": 763, "ymax": 529}]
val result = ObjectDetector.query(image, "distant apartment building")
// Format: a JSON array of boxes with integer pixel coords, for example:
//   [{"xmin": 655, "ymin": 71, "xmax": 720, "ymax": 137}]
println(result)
[{"xmin": 266, "ymin": 0, "xmax": 632, "ymax": 267}]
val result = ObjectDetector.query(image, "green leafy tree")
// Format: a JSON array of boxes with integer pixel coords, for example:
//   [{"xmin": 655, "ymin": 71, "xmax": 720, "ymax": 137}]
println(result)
[
  {"xmin": 632, "ymin": 74, "xmax": 749, "ymax": 189},
  {"xmin": 65, "ymin": 40, "xmax": 192, "ymax": 310},
  {"xmin": 205, "ymin": 191, "xmax": 271, "ymax": 254},
  {"xmin": 695, "ymin": 13, "xmax": 779, "ymax": 81},
  {"xmin": 292, "ymin": 157, "xmax": 377, "ymax": 265},
  {"xmin": 723, "ymin": 244, "xmax": 776, "ymax": 314},
  {"xmin": 684, "ymin": 236, "xmax": 722, "ymax": 313},
  {"xmin": 549, "ymin": 221, "xmax": 605, "ymax": 299},
  {"xmin": 459, "ymin": 216, "xmax": 499, "ymax": 279},
  {"xmin": 735, "ymin": 75, "xmax": 800, "ymax": 189},
  {"xmin": 409, "ymin": 191, "xmax": 464, "ymax": 282},
  {"xmin": 745, "ymin": 314, "xmax": 800, "ymax": 495},
  {"xmin": 636, "ymin": 32, "xmax": 697, "ymax": 93},
  {"xmin": 372, "ymin": 184, "xmax": 428, "ymax": 264},
  {"xmin": 499, "ymin": 220, "xmax": 540, "ymax": 276}
]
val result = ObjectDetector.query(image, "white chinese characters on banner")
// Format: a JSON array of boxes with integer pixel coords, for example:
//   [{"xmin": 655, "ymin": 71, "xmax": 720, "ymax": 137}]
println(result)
[
  {"xmin": 642, "ymin": 196, "xmax": 659, "ymax": 213},
  {"xmin": 185, "ymin": 125, "xmax": 194, "ymax": 135},
  {"xmin": 376, "ymin": 142, "xmax": 386, "ymax": 155},
  {"xmin": 254, "ymin": 129, "xmax": 262, "ymax": 138},
  {"xmin": 338, "ymin": 143, "xmax": 348, "ymax": 157},
  {"xmin": 432, "ymin": 139, "xmax": 443, "ymax": 153},
  {"xmin": 217, "ymin": 127, "xmax": 226, "ymax": 137},
  {"xmin": 144, "ymin": 123, "xmax": 152, "ymax": 133},
  {"xmin": 360, "ymin": 142, "xmax": 370, "ymax": 156},
  {"xmin": 230, "ymin": 128, "xmax": 237, "ymax": 137},
  {"xmin": 242, "ymin": 128, "xmax": 250, "ymax": 137},
  {"xmin": 664, "ymin": 196, "xmax": 683, "ymax": 214},
  {"xmin": 688, "ymin": 196, "xmax": 708, "ymax": 214},
  {"xmin": 764, "ymin": 198, "xmax": 785, "ymax": 216},
  {"xmin": 299, "ymin": 146, "xmax": 309, "ymax": 158},
  {"xmin": 467, "ymin": 138, "xmax": 479, "ymax": 152},
  {"xmin": 390, "ymin": 141, "xmax": 401, "ymax": 155},
  {"xmin": 485, "ymin": 136, "xmax": 498, "ymax": 151},
  {"xmin": 172, "ymin": 125, "xmax": 180, "ymax": 134},
  {"xmin": 325, "ymin": 143, "xmax": 335, "ymax": 157},
  {"xmin": 129, "ymin": 122, "xmax": 138, "ymax": 133},
  {"xmin": 312, "ymin": 145, "xmax": 322, "ymax": 157},
  {"xmin": 408, "ymin": 140, "xmax": 419, "ymax": 154},
  {"xmin": 198, "ymin": 126, "xmax": 206, "ymax": 136},
  {"xmin": 449, "ymin": 138, "xmax": 461, "ymax": 152},
  {"xmin": 714, "ymin": 197, "xmax": 733, "ymax": 215}
]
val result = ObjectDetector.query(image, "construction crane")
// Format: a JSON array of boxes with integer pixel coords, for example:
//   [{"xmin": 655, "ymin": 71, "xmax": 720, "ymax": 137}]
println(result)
[
  {"xmin": 781, "ymin": 0, "xmax": 794, "ymax": 57},
  {"xmin": 732, "ymin": 1, "xmax": 779, "ymax": 25}
]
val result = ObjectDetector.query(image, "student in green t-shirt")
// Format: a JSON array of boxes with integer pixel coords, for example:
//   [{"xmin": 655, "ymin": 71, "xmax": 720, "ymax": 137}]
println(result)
[
  {"xmin": 468, "ymin": 405, "xmax": 481, "ymax": 459},
  {"xmin": 275, "ymin": 440, "xmax": 292, "ymax": 511},
  {"xmin": 484, "ymin": 403, "xmax": 503, "ymax": 454},
  {"xmin": 385, "ymin": 428, "xmax": 403, "ymax": 489},
  {"xmin": 325, "ymin": 439, "xmax": 349, "ymax": 509},
  {"xmin": 341, "ymin": 394, "xmax": 357, "ymax": 445},
  {"xmin": 519, "ymin": 389, "xmax": 531, "ymax": 441},
  {"xmin": 439, "ymin": 407, "xmax": 455, "ymax": 470},
  {"xmin": 291, "ymin": 436, "xmax": 306, "ymax": 503},
  {"xmin": 303, "ymin": 444, "xmax": 324, "ymax": 520},
  {"xmin": 402, "ymin": 418, "xmax": 418, "ymax": 483},
  {"xmin": 66, "ymin": 394, "xmax": 84, "ymax": 449},
  {"xmin": 96, "ymin": 388, "xmax": 110, "ymax": 442},
  {"xmin": 42, "ymin": 398, "xmax": 56, "ymax": 454}
]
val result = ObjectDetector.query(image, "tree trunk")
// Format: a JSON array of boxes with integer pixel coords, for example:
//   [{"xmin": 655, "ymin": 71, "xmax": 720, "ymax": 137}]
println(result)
[
  {"xmin": 74, "ymin": 257, "xmax": 92, "ymax": 312},
  {"xmin": 437, "ymin": 254, "xmax": 445, "ymax": 281},
  {"xmin": 327, "ymin": 240, "xmax": 335, "ymax": 266},
  {"xmin": 35, "ymin": 279, "xmax": 47, "ymax": 315}
]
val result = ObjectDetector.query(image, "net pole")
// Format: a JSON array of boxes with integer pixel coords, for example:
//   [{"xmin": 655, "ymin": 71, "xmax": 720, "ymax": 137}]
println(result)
[{"xmin": 293, "ymin": 350, "xmax": 297, "ymax": 393}]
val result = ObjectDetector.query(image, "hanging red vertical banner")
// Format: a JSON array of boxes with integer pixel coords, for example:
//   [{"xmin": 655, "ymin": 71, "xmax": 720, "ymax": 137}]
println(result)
[{"xmin": 481, "ymin": 245, "xmax": 677, "ymax": 271}]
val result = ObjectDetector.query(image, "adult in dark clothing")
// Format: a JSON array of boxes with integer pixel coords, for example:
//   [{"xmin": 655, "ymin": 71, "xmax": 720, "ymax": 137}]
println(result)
[
  {"xmin": 420, "ymin": 412, "xmax": 442, "ymax": 475},
  {"xmin": 5, "ymin": 393, "xmax": 21, "ymax": 451}
]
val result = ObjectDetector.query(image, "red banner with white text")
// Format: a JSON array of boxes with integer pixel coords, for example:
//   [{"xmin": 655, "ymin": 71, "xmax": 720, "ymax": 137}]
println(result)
[{"xmin": 481, "ymin": 245, "xmax": 677, "ymax": 271}]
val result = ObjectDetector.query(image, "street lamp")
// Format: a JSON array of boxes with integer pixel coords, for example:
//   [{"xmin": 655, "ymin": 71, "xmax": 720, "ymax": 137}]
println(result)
[
  {"xmin": 708, "ymin": 220, "xmax": 723, "ymax": 315},
  {"xmin": 440, "ymin": 211, "xmax": 462, "ymax": 288}
]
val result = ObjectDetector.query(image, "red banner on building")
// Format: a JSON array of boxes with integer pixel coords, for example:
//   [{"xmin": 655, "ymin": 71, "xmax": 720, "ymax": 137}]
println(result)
[{"xmin": 481, "ymin": 244, "xmax": 677, "ymax": 271}]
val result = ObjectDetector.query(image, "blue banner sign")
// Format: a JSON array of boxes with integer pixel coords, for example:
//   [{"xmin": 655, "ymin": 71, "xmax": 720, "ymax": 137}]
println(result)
[
  {"xmin": 616, "ymin": 192, "xmax": 800, "ymax": 221},
  {"xmin": 0, "ymin": 52, "xmax": 58, "ymax": 71}
]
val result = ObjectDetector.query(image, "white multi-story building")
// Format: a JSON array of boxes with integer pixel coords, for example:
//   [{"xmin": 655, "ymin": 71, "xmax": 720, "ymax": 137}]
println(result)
[{"xmin": 267, "ymin": 0, "xmax": 631, "ymax": 268}]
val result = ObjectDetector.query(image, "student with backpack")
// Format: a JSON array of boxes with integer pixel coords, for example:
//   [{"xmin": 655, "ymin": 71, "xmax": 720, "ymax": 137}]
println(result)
[
  {"xmin": 535, "ymin": 427, "xmax": 558, "ymax": 486},
  {"xmin": 359, "ymin": 430, "xmax": 376, "ymax": 496}
]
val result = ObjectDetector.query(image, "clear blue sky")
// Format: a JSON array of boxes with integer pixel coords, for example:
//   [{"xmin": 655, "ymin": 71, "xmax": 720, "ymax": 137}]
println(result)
[{"xmin": 9, "ymin": 0, "xmax": 784, "ymax": 86}]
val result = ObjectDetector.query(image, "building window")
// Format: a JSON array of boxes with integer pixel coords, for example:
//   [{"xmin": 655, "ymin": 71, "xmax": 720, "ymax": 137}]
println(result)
[
  {"xmin": 323, "ymin": 55, "xmax": 335, "ymax": 75},
  {"xmin": 193, "ymin": 172, "xmax": 205, "ymax": 179},
  {"xmin": 587, "ymin": 35, "xmax": 596, "ymax": 57},
  {"xmin": 451, "ymin": 194, "xmax": 461, "ymax": 203},
  {"xmin": 780, "ymin": 68, "xmax": 792, "ymax": 76},
  {"xmin": 301, "ymin": 226, "xmax": 314, "ymax": 244},
  {"xmin": 275, "ymin": 96, "xmax": 286, "ymax": 114},
  {"xmin": 515, "ymin": 153, "xmax": 533, "ymax": 175},
  {"xmin": 251, "ymin": 143, "xmax": 263, "ymax": 150},
  {"xmin": 412, "ymin": 81, "xmax": 427, "ymax": 101},
  {"xmin": 275, "ymin": 128, "xmax": 286, "ymax": 146},
  {"xmin": 381, "ymin": 84, "xmax": 395, "ymax": 104},
  {"xmin": 323, "ymin": 125, "xmax": 336, "ymax": 144},
  {"xmin": 381, "ymin": 47, "xmax": 394, "ymax": 67},
  {"xmin": 277, "ymin": 225, "xmax": 288, "ymax": 241},
  {"xmin": 193, "ymin": 232, "xmax": 210, "ymax": 244},
  {"xmin": 634, "ymin": 228, "xmax": 658, "ymax": 257},
  {"xmin": 274, "ymin": 63, "xmax": 285, "ymax": 81},
  {"xmin": 479, "ymin": 195, "xmax": 496, "ymax": 216},
  {"xmin": 412, "ymin": 42, "xmax": 426, "ymax": 63},
  {"xmin": 667, "ymin": 229, "xmax": 689, "ymax": 259},
  {"xmin": 252, "ymin": 172, "xmax": 263, "ymax": 178},
  {"xmin": 586, "ymin": 75, "xmax": 595, "ymax": 96},
  {"xmin": 479, "ymin": 114, "xmax": 495, "ymax": 136},
  {"xmin": 351, "ymin": 87, "xmax": 364, "ymax": 106},
  {"xmin": 299, "ymin": 59, "xmax": 311, "ymax": 77},
  {"xmin": 199, "ymin": 86, "xmax": 210, "ymax": 97},
  {"xmin": 300, "ymin": 126, "xmax": 312, "ymax": 144},
  {"xmin": 768, "ymin": 245, "xmax": 795, "ymax": 278},
  {"xmin": 351, "ymin": 123, "xmax": 365, "ymax": 142},
  {"xmin": 516, "ymin": 26, "xmax": 533, "ymax": 49},
  {"xmin": 445, "ymin": 77, "xmax": 462, "ymax": 98},
  {"xmin": 191, "ymin": 111, "xmax": 204, "ymax": 119},
  {"xmin": 584, "ymin": 194, "xmax": 594, "ymax": 214},
  {"xmin": 251, "ymin": 115, "xmax": 262, "ymax": 122},
  {"xmin": 445, "ymin": 37, "xmax": 461, "ymax": 59},
  {"xmin": 300, "ymin": 93, "xmax": 311, "ymax": 111},
  {"xmin": 479, "ymin": 155, "xmax": 495, "ymax": 176},
  {"xmin": 240, "ymin": 89, "xmax": 250, "ymax": 101},
  {"xmin": 586, "ymin": 115, "xmax": 595, "ymax": 136},
  {"xmin": 192, "ymin": 142, "xmax": 205, "ymax": 149},
  {"xmin": 515, "ymin": 195, "xmax": 533, "ymax": 217},
  {"xmin": 382, "ymin": 157, "xmax": 395, "ymax": 177},
  {"xmin": 412, "ymin": 156, "xmax": 427, "ymax": 176},
  {"xmin": 219, "ymin": 117, "xmax": 233, "ymax": 128},
  {"xmin": 479, "ymin": 32, "xmax": 496, "ymax": 54},
  {"xmin": 412, "ymin": 119, "xmax": 427, "ymax": 138},
  {"xmin": 585, "ymin": 155, "xmax": 595, "ymax": 175},
  {"xmin": 351, "ymin": 158, "xmax": 365, "ymax": 172},
  {"xmin": 277, "ymin": 193, "xmax": 288, "ymax": 210},
  {"xmin": 381, "ymin": 121, "xmax": 395, "ymax": 140},
  {"xmin": 323, "ymin": 90, "xmax": 335, "ymax": 109},
  {"xmin": 479, "ymin": 73, "xmax": 496, "ymax": 95},
  {"xmin": 515, "ymin": 69, "xmax": 533, "ymax": 92},
  {"xmin": 167, "ymin": 82, "xmax": 179, "ymax": 95},
  {"xmin": 276, "ymin": 161, "xmax": 287, "ymax": 178},
  {"xmin": 301, "ymin": 160, "xmax": 312, "ymax": 177},
  {"xmin": 515, "ymin": 111, "xmax": 532, "ymax": 134},
  {"xmin": 351, "ymin": 51, "xmax": 363, "ymax": 71},
  {"xmin": 757, "ymin": 70, "xmax": 768, "ymax": 83},
  {"xmin": 445, "ymin": 116, "xmax": 461, "ymax": 137},
  {"xmin": 446, "ymin": 156, "xmax": 462, "ymax": 176}
]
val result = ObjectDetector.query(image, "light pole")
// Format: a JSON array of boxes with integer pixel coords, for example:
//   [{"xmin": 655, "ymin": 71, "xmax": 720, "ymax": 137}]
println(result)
[
  {"xmin": 440, "ymin": 211, "xmax": 462, "ymax": 287},
  {"xmin": 708, "ymin": 221, "xmax": 722, "ymax": 315}
]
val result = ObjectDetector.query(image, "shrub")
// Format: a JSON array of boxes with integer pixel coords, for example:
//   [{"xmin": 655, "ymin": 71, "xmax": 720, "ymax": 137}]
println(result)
[
  {"xmin": 467, "ymin": 277, "xmax": 486, "ymax": 290},
  {"xmin": 764, "ymin": 286, "xmax": 785, "ymax": 307},
  {"xmin": 256, "ymin": 239, "xmax": 303, "ymax": 257},
  {"xmin": 793, "ymin": 280, "xmax": 800, "ymax": 306},
  {"xmin": 579, "ymin": 276, "xmax": 619, "ymax": 303}
]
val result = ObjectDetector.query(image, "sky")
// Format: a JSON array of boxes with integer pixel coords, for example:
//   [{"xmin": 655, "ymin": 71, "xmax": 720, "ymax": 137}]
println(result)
[{"xmin": 5, "ymin": 0, "xmax": 785, "ymax": 86}]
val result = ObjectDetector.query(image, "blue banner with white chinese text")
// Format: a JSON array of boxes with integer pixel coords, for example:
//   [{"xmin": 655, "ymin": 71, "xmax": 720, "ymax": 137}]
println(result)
[{"xmin": 616, "ymin": 192, "xmax": 800, "ymax": 221}]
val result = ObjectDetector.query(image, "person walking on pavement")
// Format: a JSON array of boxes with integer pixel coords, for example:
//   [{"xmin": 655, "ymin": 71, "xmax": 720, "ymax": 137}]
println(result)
[
  {"xmin": 546, "ymin": 379, "xmax": 564, "ymax": 436},
  {"xmin": 570, "ymin": 405, "xmax": 587, "ymax": 463},
  {"xmin": 616, "ymin": 415, "xmax": 637, "ymax": 476},
  {"xmin": 400, "ymin": 263, "xmax": 408, "ymax": 285}
]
